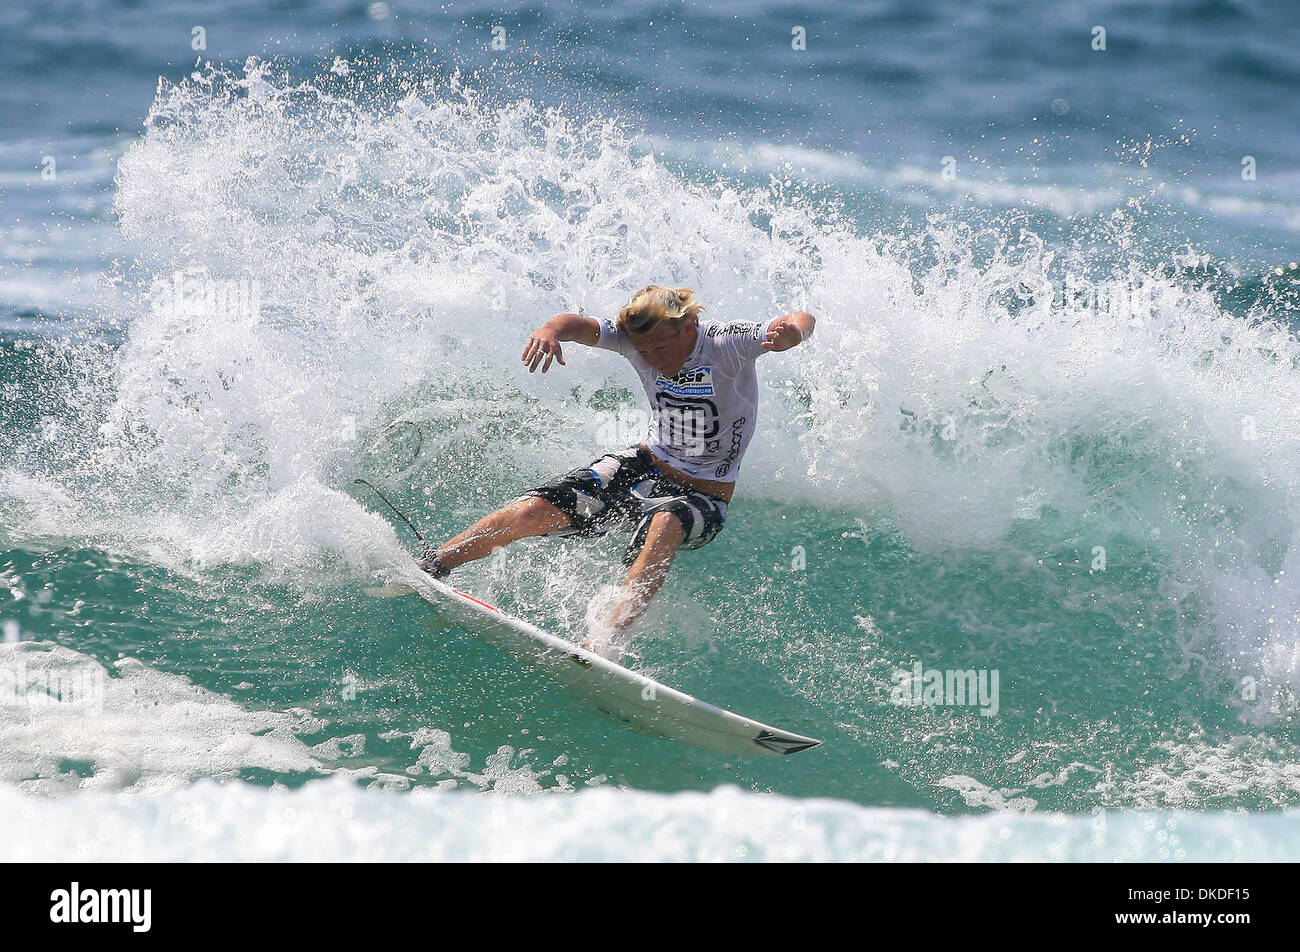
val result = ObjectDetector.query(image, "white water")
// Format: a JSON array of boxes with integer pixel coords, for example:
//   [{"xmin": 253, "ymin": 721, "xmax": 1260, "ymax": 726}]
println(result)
[
  {"xmin": 0, "ymin": 641, "xmax": 573, "ymax": 796},
  {"xmin": 4, "ymin": 59, "xmax": 1300, "ymax": 734},
  {"xmin": 3, "ymin": 771, "xmax": 1292, "ymax": 862}
]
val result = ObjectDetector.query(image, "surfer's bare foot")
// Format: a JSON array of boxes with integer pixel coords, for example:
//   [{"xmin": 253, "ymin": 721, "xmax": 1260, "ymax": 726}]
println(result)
[
  {"xmin": 581, "ymin": 620, "xmax": 630, "ymax": 659},
  {"xmin": 580, "ymin": 637, "xmax": 611, "ymax": 658},
  {"xmin": 417, "ymin": 545, "xmax": 450, "ymax": 579},
  {"xmin": 417, "ymin": 558, "xmax": 448, "ymax": 578}
]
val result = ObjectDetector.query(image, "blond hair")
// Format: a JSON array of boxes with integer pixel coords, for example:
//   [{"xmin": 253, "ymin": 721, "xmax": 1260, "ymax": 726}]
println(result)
[{"xmin": 617, "ymin": 286, "xmax": 706, "ymax": 335}]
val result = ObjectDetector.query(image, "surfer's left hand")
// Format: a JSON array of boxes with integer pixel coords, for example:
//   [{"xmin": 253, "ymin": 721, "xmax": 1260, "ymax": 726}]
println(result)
[{"xmin": 761, "ymin": 318, "xmax": 803, "ymax": 352}]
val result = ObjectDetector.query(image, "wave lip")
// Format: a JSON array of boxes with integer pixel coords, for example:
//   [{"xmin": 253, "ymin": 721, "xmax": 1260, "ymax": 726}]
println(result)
[{"xmin": 2, "ymin": 776, "xmax": 1295, "ymax": 862}]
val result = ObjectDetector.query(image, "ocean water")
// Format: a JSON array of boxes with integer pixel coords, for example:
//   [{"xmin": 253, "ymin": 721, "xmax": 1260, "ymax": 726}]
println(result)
[{"xmin": 3, "ymin": 0, "xmax": 1300, "ymax": 861}]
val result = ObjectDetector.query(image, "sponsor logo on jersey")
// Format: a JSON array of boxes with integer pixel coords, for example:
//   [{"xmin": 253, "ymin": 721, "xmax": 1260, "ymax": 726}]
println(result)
[
  {"xmin": 714, "ymin": 416, "xmax": 747, "ymax": 478},
  {"xmin": 705, "ymin": 321, "xmax": 763, "ymax": 340},
  {"xmin": 655, "ymin": 364, "xmax": 715, "ymax": 397}
]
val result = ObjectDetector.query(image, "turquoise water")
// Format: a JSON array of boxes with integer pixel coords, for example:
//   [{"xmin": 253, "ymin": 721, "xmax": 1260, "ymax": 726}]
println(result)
[{"xmin": 4, "ymin": 0, "xmax": 1300, "ymax": 859}]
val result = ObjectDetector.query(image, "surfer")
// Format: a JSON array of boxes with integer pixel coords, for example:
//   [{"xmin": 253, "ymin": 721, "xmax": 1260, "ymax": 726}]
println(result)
[{"xmin": 418, "ymin": 285, "xmax": 814, "ymax": 654}]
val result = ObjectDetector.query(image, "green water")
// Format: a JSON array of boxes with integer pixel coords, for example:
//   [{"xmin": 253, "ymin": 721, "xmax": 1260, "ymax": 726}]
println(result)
[{"xmin": 5, "ymin": 457, "xmax": 1296, "ymax": 812}]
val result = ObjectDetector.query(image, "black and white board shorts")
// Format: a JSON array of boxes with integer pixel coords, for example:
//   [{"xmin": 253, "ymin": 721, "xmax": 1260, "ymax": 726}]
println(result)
[{"xmin": 519, "ymin": 445, "xmax": 729, "ymax": 564}]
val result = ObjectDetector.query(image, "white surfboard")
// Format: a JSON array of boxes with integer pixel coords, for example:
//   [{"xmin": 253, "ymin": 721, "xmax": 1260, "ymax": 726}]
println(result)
[{"xmin": 371, "ymin": 574, "xmax": 821, "ymax": 757}]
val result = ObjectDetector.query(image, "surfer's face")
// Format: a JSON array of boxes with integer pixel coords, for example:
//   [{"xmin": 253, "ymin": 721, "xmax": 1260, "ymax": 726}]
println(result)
[{"xmin": 630, "ymin": 317, "xmax": 697, "ymax": 377}]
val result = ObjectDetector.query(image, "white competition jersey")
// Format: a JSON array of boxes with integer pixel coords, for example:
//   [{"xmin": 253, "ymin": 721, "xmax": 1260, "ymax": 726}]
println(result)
[{"xmin": 594, "ymin": 316, "xmax": 776, "ymax": 482}]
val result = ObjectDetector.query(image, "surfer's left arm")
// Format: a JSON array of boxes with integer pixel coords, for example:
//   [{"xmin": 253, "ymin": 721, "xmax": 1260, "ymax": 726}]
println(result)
[{"xmin": 761, "ymin": 311, "xmax": 815, "ymax": 353}]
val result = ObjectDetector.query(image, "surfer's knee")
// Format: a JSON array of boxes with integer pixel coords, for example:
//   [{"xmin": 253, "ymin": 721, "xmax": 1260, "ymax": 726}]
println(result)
[
  {"xmin": 647, "ymin": 509, "xmax": 686, "ymax": 545},
  {"xmin": 515, "ymin": 466, "xmax": 608, "ymax": 536},
  {"xmin": 622, "ymin": 491, "xmax": 727, "ymax": 565}
]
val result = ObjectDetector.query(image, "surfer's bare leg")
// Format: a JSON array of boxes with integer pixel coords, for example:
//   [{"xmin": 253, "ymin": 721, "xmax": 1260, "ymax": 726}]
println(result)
[
  {"xmin": 584, "ymin": 511, "xmax": 684, "ymax": 653},
  {"xmin": 421, "ymin": 496, "xmax": 571, "ymax": 574}
]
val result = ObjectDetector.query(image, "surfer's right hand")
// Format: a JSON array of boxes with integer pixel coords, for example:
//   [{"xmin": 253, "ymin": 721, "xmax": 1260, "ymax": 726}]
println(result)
[{"xmin": 522, "ymin": 324, "xmax": 566, "ymax": 373}]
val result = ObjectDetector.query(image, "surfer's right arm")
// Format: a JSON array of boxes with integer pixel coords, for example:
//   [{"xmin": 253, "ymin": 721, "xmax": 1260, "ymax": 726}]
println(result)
[{"xmin": 522, "ymin": 313, "xmax": 601, "ymax": 373}]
